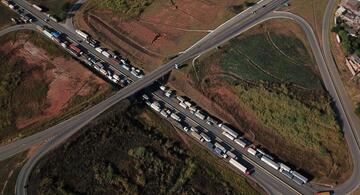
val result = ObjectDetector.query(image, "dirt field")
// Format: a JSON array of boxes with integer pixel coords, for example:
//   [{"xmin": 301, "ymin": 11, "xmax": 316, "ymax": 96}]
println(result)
[
  {"xmin": 74, "ymin": 0, "xmax": 255, "ymax": 72},
  {"xmin": 0, "ymin": 31, "xmax": 112, "ymax": 144},
  {"xmin": 167, "ymin": 19, "xmax": 352, "ymax": 185}
]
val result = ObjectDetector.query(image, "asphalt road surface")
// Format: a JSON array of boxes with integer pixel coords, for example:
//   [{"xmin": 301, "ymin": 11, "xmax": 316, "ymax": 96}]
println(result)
[
  {"xmin": 1, "ymin": 0, "xmax": 359, "ymax": 194},
  {"xmin": 319, "ymin": 0, "xmax": 360, "ymax": 194},
  {"xmin": 7, "ymin": 0, "xmax": 304, "ymax": 195}
]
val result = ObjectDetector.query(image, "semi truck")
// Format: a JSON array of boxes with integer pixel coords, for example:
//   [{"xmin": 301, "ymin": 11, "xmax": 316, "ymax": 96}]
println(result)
[
  {"xmin": 195, "ymin": 110, "xmax": 206, "ymax": 120},
  {"xmin": 260, "ymin": 156, "xmax": 280, "ymax": 170},
  {"xmin": 214, "ymin": 142, "xmax": 227, "ymax": 153},
  {"xmin": 247, "ymin": 147, "xmax": 257, "ymax": 156},
  {"xmin": 200, "ymin": 132, "xmax": 211, "ymax": 142},
  {"xmin": 222, "ymin": 131, "xmax": 235, "ymax": 141},
  {"xmin": 95, "ymin": 47, "xmax": 103, "ymax": 54},
  {"xmin": 179, "ymin": 102, "xmax": 187, "ymax": 109},
  {"xmin": 101, "ymin": 50, "xmax": 111, "ymax": 58},
  {"xmin": 291, "ymin": 171, "xmax": 308, "ymax": 184},
  {"xmin": 170, "ymin": 113, "xmax": 181, "ymax": 122},
  {"xmin": 75, "ymin": 29, "xmax": 89, "ymax": 40},
  {"xmin": 226, "ymin": 150, "xmax": 237, "ymax": 159},
  {"xmin": 69, "ymin": 43, "xmax": 82, "ymax": 56},
  {"xmin": 32, "ymin": 4, "xmax": 42, "ymax": 12},
  {"xmin": 218, "ymin": 124, "xmax": 238, "ymax": 138},
  {"xmin": 42, "ymin": 29, "xmax": 52, "ymax": 39},
  {"xmin": 150, "ymin": 102, "xmax": 161, "ymax": 112},
  {"xmin": 234, "ymin": 138, "xmax": 247, "ymax": 148},
  {"xmin": 191, "ymin": 131, "xmax": 204, "ymax": 142},
  {"xmin": 229, "ymin": 158, "xmax": 251, "ymax": 175}
]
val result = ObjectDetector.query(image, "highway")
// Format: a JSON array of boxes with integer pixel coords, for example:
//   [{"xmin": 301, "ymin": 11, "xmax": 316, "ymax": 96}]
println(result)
[
  {"xmin": 1, "ymin": 0, "xmax": 359, "ymax": 194},
  {"xmin": 4, "ymin": 0, "xmax": 307, "ymax": 195},
  {"xmin": 320, "ymin": 0, "xmax": 360, "ymax": 194},
  {"xmin": 0, "ymin": 0, "xmax": 286, "ymax": 160},
  {"xmin": 0, "ymin": 23, "xmax": 36, "ymax": 36}
]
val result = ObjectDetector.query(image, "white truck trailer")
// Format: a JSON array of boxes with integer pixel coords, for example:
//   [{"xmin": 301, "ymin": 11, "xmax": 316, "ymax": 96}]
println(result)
[
  {"xmin": 222, "ymin": 131, "xmax": 235, "ymax": 141},
  {"xmin": 261, "ymin": 156, "xmax": 280, "ymax": 171},
  {"xmin": 170, "ymin": 113, "xmax": 181, "ymax": 122},
  {"xmin": 234, "ymin": 138, "xmax": 247, "ymax": 148},
  {"xmin": 32, "ymin": 4, "xmax": 42, "ymax": 12},
  {"xmin": 101, "ymin": 50, "xmax": 111, "ymax": 58},
  {"xmin": 195, "ymin": 110, "xmax": 206, "ymax": 120},
  {"xmin": 150, "ymin": 102, "xmax": 161, "ymax": 112},
  {"xmin": 200, "ymin": 132, "xmax": 211, "ymax": 142},
  {"xmin": 229, "ymin": 158, "xmax": 250, "ymax": 175},
  {"xmin": 75, "ymin": 29, "xmax": 89, "ymax": 40},
  {"xmin": 219, "ymin": 124, "xmax": 238, "ymax": 138},
  {"xmin": 191, "ymin": 131, "xmax": 204, "ymax": 142},
  {"xmin": 247, "ymin": 147, "xmax": 257, "ymax": 156}
]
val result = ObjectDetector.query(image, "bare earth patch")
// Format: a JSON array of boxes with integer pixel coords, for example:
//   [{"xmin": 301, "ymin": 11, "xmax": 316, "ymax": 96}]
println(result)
[
  {"xmin": 0, "ymin": 32, "xmax": 110, "ymax": 143},
  {"xmin": 75, "ymin": 0, "xmax": 253, "ymax": 71}
]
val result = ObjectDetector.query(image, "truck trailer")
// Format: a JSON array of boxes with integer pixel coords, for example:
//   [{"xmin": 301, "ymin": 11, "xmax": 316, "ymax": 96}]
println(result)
[
  {"xmin": 222, "ymin": 131, "xmax": 235, "ymax": 141},
  {"xmin": 291, "ymin": 171, "xmax": 308, "ymax": 184},
  {"xmin": 191, "ymin": 131, "xmax": 204, "ymax": 142},
  {"xmin": 234, "ymin": 138, "xmax": 247, "ymax": 148},
  {"xmin": 170, "ymin": 113, "xmax": 181, "ymax": 122},
  {"xmin": 219, "ymin": 124, "xmax": 238, "ymax": 138},
  {"xmin": 75, "ymin": 29, "xmax": 89, "ymax": 40},
  {"xmin": 150, "ymin": 102, "xmax": 161, "ymax": 112},
  {"xmin": 261, "ymin": 156, "xmax": 280, "ymax": 170},
  {"xmin": 229, "ymin": 158, "xmax": 250, "ymax": 175},
  {"xmin": 32, "ymin": 4, "xmax": 42, "ymax": 12}
]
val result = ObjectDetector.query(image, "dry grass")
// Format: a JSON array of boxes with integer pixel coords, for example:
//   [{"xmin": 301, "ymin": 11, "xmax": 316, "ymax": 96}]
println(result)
[{"xmin": 281, "ymin": 0, "xmax": 329, "ymax": 40}]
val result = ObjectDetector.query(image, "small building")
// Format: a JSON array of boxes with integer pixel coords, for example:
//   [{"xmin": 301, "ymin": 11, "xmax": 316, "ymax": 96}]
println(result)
[
  {"xmin": 346, "ymin": 54, "xmax": 360, "ymax": 76},
  {"xmin": 343, "ymin": 0, "xmax": 360, "ymax": 13},
  {"xmin": 336, "ymin": 6, "xmax": 346, "ymax": 16}
]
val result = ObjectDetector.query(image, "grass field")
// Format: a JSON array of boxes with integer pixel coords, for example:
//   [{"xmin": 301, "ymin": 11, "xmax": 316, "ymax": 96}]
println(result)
[
  {"xmin": 0, "ymin": 4, "xmax": 16, "ymax": 30},
  {"xmin": 234, "ymin": 84, "xmax": 341, "ymax": 150},
  {"xmin": 29, "ymin": 0, "xmax": 76, "ymax": 21},
  {"xmin": 219, "ymin": 31, "xmax": 321, "ymax": 89},
  {"xmin": 28, "ymin": 101, "xmax": 259, "ymax": 195},
  {"xmin": 186, "ymin": 20, "xmax": 351, "ymax": 184}
]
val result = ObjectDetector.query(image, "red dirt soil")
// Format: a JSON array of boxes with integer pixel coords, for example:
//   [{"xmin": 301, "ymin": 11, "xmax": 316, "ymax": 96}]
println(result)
[
  {"xmin": 75, "ymin": 0, "xmax": 249, "ymax": 71},
  {"xmin": 0, "ymin": 34, "xmax": 109, "ymax": 131}
]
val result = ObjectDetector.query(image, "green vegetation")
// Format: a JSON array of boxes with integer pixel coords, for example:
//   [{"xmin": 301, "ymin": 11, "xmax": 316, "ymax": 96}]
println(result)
[
  {"xmin": 29, "ymin": 101, "xmax": 259, "ymax": 195},
  {"xmin": 191, "ymin": 23, "xmax": 350, "ymax": 183},
  {"xmin": 219, "ymin": 32, "xmax": 320, "ymax": 89},
  {"xmin": 332, "ymin": 19, "xmax": 360, "ymax": 56},
  {"xmin": 0, "ymin": 4, "xmax": 17, "ymax": 30},
  {"xmin": 100, "ymin": 0, "xmax": 153, "ymax": 20},
  {"xmin": 0, "ymin": 151, "xmax": 27, "ymax": 195},
  {"xmin": 234, "ymin": 84, "xmax": 340, "ymax": 150},
  {"xmin": 228, "ymin": 1, "xmax": 256, "ymax": 13},
  {"xmin": 29, "ymin": 0, "xmax": 76, "ymax": 21}
]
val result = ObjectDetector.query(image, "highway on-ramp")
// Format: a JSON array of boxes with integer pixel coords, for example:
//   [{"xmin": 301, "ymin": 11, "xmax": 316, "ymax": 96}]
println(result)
[
  {"xmin": 2, "ymin": 0, "xmax": 360, "ymax": 194},
  {"xmin": 320, "ymin": 0, "xmax": 360, "ymax": 194}
]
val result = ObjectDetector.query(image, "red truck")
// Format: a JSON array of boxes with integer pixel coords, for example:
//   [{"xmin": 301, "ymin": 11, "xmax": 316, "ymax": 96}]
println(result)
[{"xmin": 69, "ymin": 43, "xmax": 82, "ymax": 56}]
